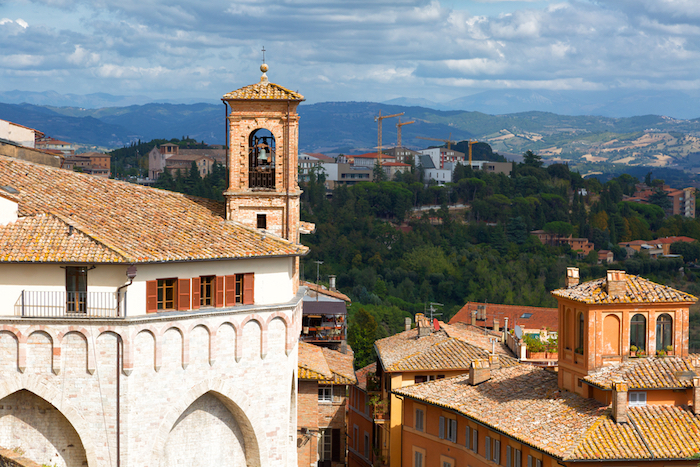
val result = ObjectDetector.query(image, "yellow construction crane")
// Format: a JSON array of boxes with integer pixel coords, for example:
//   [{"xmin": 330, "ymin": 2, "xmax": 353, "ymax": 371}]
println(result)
[
  {"xmin": 416, "ymin": 134, "xmax": 456, "ymax": 150},
  {"xmin": 468, "ymin": 140, "xmax": 479, "ymax": 165},
  {"xmin": 396, "ymin": 118, "xmax": 415, "ymax": 148},
  {"xmin": 375, "ymin": 110, "xmax": 404, "ymax": 163}
]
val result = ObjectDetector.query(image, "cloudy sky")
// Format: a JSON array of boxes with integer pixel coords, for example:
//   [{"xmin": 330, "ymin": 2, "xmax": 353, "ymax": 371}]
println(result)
[{"xmin": 2, "ymin": 0, "xmax": 700, "ymax": 105}]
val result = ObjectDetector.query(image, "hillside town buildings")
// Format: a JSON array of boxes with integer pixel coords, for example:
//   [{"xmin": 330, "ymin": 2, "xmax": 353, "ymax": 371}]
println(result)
[
  {"xmin": 0, "ymin": 64, "xmax": 312, "ymax": 467},
  {"xmin": 148, "ymin": 142, "xmax": 226, "ymax": 179}
]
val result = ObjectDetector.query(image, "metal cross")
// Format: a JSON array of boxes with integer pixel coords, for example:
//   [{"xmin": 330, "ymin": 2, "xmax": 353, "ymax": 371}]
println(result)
[{"xmin": 261, "ymin": 46, "xmax": 266, "ymax": 64}]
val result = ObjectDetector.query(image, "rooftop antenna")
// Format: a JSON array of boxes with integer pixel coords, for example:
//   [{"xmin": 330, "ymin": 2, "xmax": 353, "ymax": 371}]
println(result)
[
  {"xmin": 314, "ymin": 260, "xmax": 323, "ymax": 302},
  {"xmin": 428, "ymin": 302, "xmax": 443, "ymax": 322}
]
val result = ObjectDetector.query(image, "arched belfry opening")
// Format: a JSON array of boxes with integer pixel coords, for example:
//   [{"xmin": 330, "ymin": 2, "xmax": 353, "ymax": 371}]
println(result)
[
  {"xmin": 222, "ymin": 63, "xmax": 305, "ymax": 242},
  {"xmin": 249, "ymin": 129, "xmax": 276, "ymax": 189}
]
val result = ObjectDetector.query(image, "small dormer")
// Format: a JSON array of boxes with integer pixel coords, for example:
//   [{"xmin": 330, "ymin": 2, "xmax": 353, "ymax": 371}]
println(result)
[{"xmin": 0, "ymin": 186, "xmax": 19, "ymax": 226}]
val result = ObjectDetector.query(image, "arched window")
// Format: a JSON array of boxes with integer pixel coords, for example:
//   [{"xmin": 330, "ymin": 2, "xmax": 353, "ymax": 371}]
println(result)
[
  {"xmin": 565, "ymin": 308, "xmax": 573, "ymax": 350},
  {"xmin": 576, "ymin": 311, "xmax": 584, "ymax": 354},
  {"xmin": 630, "ymin": 314, "xmax": 646, "ymax": 351},
  {"xmin": 656, "ymin": 314, "xmax": 673, "ymax": 351},
  {"xmin": 248, "ymin": 129, "xmax": 276, "ymax": 189}
]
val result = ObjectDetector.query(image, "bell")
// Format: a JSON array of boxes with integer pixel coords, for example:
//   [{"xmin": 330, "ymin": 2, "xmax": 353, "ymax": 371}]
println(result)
[{"xmin": 258, "ymin": 147, "xmax": 268, "ymax": 162}]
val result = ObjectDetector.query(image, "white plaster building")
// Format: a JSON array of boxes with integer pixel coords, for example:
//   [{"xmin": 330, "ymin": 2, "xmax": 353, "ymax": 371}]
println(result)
[
  {"xmin": 0, "ymin": 119, "xmax": 43, "ymax": 148},
  {"xmin": 0, "ymin": 66, "xmax": 311, "ymax": 467}
]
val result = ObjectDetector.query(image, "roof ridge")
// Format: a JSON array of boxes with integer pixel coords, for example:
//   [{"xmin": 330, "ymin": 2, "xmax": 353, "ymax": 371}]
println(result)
[
  {"xmin": 564, "ymin": 413, "xmax": 612, "ymax": 460},
  {"xmin": 48, "ymin": 211, "xmax": 133, "ymax": 262}
]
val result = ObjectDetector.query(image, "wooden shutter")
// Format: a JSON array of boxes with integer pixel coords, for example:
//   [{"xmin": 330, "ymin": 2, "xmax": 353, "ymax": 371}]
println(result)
[
  {"xmin": 465, "ymin": 427, "xmax": 470, "ymax": 449},
  {"xmin": 439, "ymin": 416, "xmax": 445, "ymax": 439},
  {"xmin": 331, "ymin": 428, "xmax": 340, "ymax": 462},
  {"xmin": 451, "ymin": 419, "xmax": 457, "ymax": 442},
  {"xmin": 177, "ymin": 278, "xmax": 190, "ymax": 311},
  {"xmin": 191, "ymin": 277, "xmax": 201, "ymax": 310},
  {"xmin": 485, "ymin": 436, "xmax": 491, "ymax": 459},
  {"xmin": 243, "ymin": 273, "xmax": 254, "ymax": 305},
  {"xmin": 507, "ymin": 446, "xmax": 512, "ymax": 467},
  {"xmin": 224, "ymin": 275, "xmax": 236, "ymax": 306},
  {"xmin": 215, "ymin": 276, "xmax": 224, "ymax": 307},
  {"xmin": 146, "ymin": 280, "xmax": 158, "ymax": 313}
]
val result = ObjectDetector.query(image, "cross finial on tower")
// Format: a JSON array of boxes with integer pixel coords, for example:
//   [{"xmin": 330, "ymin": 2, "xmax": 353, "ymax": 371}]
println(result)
[
  {"xmin": 260, "ymin": 46, "xmax": 269, "ymax": 80},
  {"xmin": 262, "ymin": 46, "xmax": 266, "ymax": 64}
]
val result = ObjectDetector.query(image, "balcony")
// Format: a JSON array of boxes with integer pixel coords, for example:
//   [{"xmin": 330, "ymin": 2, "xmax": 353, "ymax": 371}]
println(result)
[
  {"xmin": 14, "ymin": 291, "xmax": 125, "ymax": 319},
  {"xmin": 249, "ymin": 167, "xmax": 275, "ymax": 189}
]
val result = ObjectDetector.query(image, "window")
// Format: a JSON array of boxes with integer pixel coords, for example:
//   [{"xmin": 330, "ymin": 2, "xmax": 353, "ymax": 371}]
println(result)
[
  {"xmin": 415, "ymin": 408, "xmax": 424, "ymax": 432},
  {"xmin": 472, "ymin": 429, "xmax": 478, "ymax": 453},
  {"xmin": 200, "ymin": 276, "xmax": 215, "ymax": 307},
  {"xmin": 576, "ymin": 311, "xmax": 585, "ymax": 353},
  {"xmin": 447, "ymin": 419, "xmax": 457, "ymax": 442},
  {"xmin": 318, "ymin": 387, "xmax": 332, "ymax": 403},
  {"xmin": 65, "ymin": 266, "xmax": 87, "ymax": 313},
  {"xmin": 515, "ymin": 449, "xmax": 521, "ymax": 467},
  {"xmin": 507, "ymin": 446, "xmax": 512, "ymax": 467},
  {"xmin": 630, "ymin": 314, "xmax": 646, "ymax": 351},
  {"xmin": 465, "ymin": 427, "xmax": 470, "ymax": 450},
  {"xmin": 536, "ymin": 459, "xmax": 542, "ymax": 467},
  {"xmin": 528, "ymin": 455, "xmax": 532, "ymax": 467},
  {"xmin": 157, "ymin": 278, "xmax": 177, "ymax": 310},
  {"xmin": 364, "ymin": 432, "xmax": 370, "ymax": 459},
  {"xmin": 353, "ymin": 425, "xmax": 358, "ymax": 450},
  {"xmin": 257, "ymin": 213, "xmax": 267, "ymax": 229},
  {"xmin": 319, "ymin": 429, "xmax": 332, "ymax": 462},
  {"xmin": 494, "ymin": 439, "xmax": 501, "ymax": 463},
  {"xmin": 485, "ymin": 436, "xmax": 491, "ymax": 460},
  {"xmin": 656, "ymin": 314, "xmax": 673, "ymax": 351},
  {"xmin": 414, "ymin": 451, "xmax": 423, "ymax": 467},
  {"xmin": 629, "ymin": 392, "xmax": 647, "ymax": 407}
]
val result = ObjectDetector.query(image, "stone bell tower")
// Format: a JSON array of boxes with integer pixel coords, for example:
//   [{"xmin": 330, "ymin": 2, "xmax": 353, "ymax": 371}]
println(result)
[{"xmin": 222, "ymin": 63, "xmax": 304, "ymax": 242}]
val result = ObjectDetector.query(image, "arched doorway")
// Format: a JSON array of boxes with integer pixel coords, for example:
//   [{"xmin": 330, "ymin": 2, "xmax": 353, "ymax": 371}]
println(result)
[
  {"xmin": 0, "ymin": 390, "xmax": 88, "ymax": 467},
  {"xmin": 159, "ymin": 391, "xmax": 259, "ymax": 467},
  {"xmin": 249, "ymin": 129, "xmax": 276, "ymax": 189}
]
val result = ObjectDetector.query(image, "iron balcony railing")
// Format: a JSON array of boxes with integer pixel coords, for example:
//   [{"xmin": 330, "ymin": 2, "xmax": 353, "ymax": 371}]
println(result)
[{"xmin": 15, "ymin": 291, "xmax": 126, "ymax": 318}]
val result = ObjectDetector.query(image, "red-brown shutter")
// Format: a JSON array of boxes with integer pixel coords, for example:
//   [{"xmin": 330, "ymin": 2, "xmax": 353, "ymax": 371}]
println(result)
[
  {"xmin": 224, "ymin": 275, "xmax": 236, "ymax": 306},
  {"xmin": 191, "ymin": 277, "xmax": 201, "ymax": 310},
  {"xmin": 177, "ymin": 278, "xmax": 190, "ymax": 311},
  {"xmin": 243, "ymin": 273, "xmax": 254, "ymax": 305},
  {"xmin": 146, "ymin": 280, "xmax": 158, "ymax": 313},
  {"xmin": 215, "ymin": 276, "xmax": 225, "ymax": 307}
]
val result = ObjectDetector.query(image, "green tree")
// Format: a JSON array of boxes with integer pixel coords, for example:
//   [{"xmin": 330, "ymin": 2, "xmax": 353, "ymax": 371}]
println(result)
[
  {"xmin": 348, "ymin": 308, "xmax": 380, "ymax": 369},
  {"xmin": 522, "ymin": 150, "xmax": 543, "ymax": 168}
]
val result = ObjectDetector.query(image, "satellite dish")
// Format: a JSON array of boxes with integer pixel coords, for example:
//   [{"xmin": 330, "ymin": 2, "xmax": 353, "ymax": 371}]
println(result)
[{"xmin": 514, "ymin": 325, "xmax": 523, "ymax": 339}]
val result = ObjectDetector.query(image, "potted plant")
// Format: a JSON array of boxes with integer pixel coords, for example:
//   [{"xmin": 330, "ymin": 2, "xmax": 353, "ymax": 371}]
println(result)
[
  {"xmin": 636, "ymin": 348, "xmax": 646, "ymax": 358},
  {"xmin": 630, "ymin": 345, "xmax": 638, "ymax": 357},
  {"xmin": 657, "ymin": 349, "xmax": 667, "ymax": 357},
  {"xmin": 666, "ymin": 345, "xmax": 674, "ymax": 356}
]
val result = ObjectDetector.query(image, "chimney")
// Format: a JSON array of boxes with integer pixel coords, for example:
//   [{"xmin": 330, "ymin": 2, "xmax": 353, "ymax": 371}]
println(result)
[
  {"xmin": 404, "ymin": 317, "xmax": 411, "ymax": 332},
  {"xmin": 415, "ymin": 313, "xmax": 431, "ymax": 337},
  {"xmin": 566, "ymin": 267, "xmax": 580, "ymax": 287},
  {"xmin": 493, "ymin": 319, "xmax": 500, "ymax": 333},
  {"xmin": 606, "ymin": 270, "xmax": 627, "ymax": 297},
  {"xmin": 693, "ymin": 377, "xmax": 700, "ymax": 415},
  {"xmin": 611, "ymin": 380, "xmax": 628, "ymax": 423},
  {"xmin": 471, "ymin": 310, "xmax": 477, "ymax": 327},
  {"xmin": 488, "ymin": 354, "xmax": 501, "ymax": 370},
  {"xmin": 469, "ymin": 359, "xmax": 491, "ymax": 385},
  {"xmin": 504, "ymin": 317, "xmax": 509, "ymax": 332},
  {"xmin": 329, "ymin": 275, "xmax": 337, "ymax": 291}
]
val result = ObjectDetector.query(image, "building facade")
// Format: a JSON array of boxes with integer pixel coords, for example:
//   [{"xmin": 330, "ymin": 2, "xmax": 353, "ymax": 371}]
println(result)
[{"xmin": 0, "ymin": 65, "xmax": 312, "ymax": 467}]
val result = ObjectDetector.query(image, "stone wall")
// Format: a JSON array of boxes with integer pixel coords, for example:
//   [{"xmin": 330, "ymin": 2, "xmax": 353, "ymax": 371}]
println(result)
[{"xmin": 0, "ymin": 289, "xmax": 304, "ymax": 467}]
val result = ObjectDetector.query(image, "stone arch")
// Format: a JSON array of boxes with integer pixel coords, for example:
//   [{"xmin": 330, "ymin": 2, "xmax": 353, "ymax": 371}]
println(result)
[
  {"xmin": 189, "ymin": 324, "xmax": 211, "ymax": 367},
  {"xmin": 265, "ymin": 312, "xmax": 292, "ymax": 355},
  {"xmin": 0, "ymin": 379, "xmax": 97, "ymax": 467},
  {"xmin": 603, "ymin": 314, "xmax": 621, "ymax": 355},
  {"xmin": 161, "ymin": 326, "xmax": 185, "ymax": 370},
  {"xmin": 240, "ymin": 316, "xmax": 265, "ymax": 360},
  {"xmin": 150, "ymin": 379, "xmax": 268, "ymax": 467},
  {"xmin": 60, "ymin": 331, "xmax": 89, "ymax": 375},
  {"xmin": 267, "ymin": 316, "xmax": 287, "ymax": 357},
  {"xmin": 0, "ymin": 330, "xmax": 19, "ymax": 373},
  {"xmin": 216, "ymin": 322, "xmax": 238, "ymax": 366},
  {"xmin": 134, "ymin": 329, "xmax": 157, "ymax": 373},
  {"xmin": 26, "ymin": 330, "xmax": 53, "ymax": 374}
]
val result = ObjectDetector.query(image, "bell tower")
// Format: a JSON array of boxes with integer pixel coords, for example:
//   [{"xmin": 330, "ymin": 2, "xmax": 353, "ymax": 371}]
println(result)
[{"xmin": 222, "ymin": 62, "xmax": 304, "ymax": 242}]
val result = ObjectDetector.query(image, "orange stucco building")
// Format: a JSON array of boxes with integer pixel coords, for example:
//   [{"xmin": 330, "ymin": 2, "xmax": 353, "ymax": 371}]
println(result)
[{"xmin": 394, "ymin": 269, "xmax": 700, "ymax": 467}]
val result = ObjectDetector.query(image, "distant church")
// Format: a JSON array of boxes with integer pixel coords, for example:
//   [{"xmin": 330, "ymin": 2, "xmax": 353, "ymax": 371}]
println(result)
[{"xmin": 0, "ymin": 63, "xmax": 311, "ymax": 467}]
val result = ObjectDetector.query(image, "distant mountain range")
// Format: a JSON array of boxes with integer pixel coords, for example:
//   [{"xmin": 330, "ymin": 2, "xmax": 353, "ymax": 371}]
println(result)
[{"xmin": 2, "ymin": 93, "xmax": 700, "ymax": 172}]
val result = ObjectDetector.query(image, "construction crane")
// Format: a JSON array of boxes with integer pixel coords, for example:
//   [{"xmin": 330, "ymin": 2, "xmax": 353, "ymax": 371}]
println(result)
[
  {"xmin": 416, "ymin": 134, "xmax": 456, "ymax": 150},
  {"xmin": 374, "ymin": 110, "xmax": 404, "ymax": 163},
  {"xmin": 468, "ymin": 140, "xmax": 479, "ymax": 165},
  {"xmin": 396, "ymin": 118, "xmax": 415, "ymax": 148}
]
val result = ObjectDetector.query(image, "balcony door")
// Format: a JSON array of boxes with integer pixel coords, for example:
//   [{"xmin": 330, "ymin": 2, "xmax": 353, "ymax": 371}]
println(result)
[{"xmin": 66, "ymin": 267, "xmax": 87, "ymax": 313}]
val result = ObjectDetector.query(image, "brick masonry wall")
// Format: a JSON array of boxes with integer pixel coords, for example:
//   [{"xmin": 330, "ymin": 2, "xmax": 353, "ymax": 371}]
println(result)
[{"xmin": 0, "ymin": 296, "xmax": 303, "ymax": 467}]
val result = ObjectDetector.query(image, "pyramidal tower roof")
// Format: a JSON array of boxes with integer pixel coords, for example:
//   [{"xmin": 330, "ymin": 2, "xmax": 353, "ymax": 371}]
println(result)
[{"xmin": 223, "ymin": 63, "xmax": 304, "ymax": 101}]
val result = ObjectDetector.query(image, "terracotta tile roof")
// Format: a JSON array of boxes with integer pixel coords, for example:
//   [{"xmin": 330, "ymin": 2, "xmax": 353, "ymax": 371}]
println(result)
[
  {"xmin": 0, "ymin": 156, "xmax": 307, "ymax": 263},
  {"xmin": 552, "ymin": 274, "xmax": 697, "ymax": 304},
  {"xmin": 440, "ymin": 322, "xmax": 513, "ymax": 356},
  {"xmin": 297, "ymin": 342, "xmax": 357, "ymax": 384},
  {"xmin": 322, "ymin": 347, "xmax": 357, "ymax": 385},
  {"xmin": 301, "ymin": 281, "xmax": 351, "ymax": 302},
  {"xmin": 583, "ymin": 356, "xmax": 699, "ymax": 390},
  {"xmin": 396, "ymin": 366, "xmax": 700, "ymax": 461},
  {"xmin": 355, "ymin": 362, "xmax": 377, "ymax": 391},
  {"xmin": 223, "ymin": 76, "xmax": 304, "ymax": 101},
  {"xmin": 299, "ymin": 221, "xmax": 316, "ymax": 234},
  {"xmin": 375, "ymin": 327, "xmax": 518, "ymax": 373},
  {"xmin": 395, "ymin": 366, "xmax": 608, "ymax": 459},
  {"xmin": 450, "ymin": 302, "xmax": 559, "ymax": 332},
  {"xmin": 655, "ymin": 236, "xmax": 697, "ymax": 244}
]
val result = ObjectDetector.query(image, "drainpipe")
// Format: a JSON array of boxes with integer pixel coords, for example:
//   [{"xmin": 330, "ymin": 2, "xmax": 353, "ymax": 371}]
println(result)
[
  {"xmin": 116, "ymin": 334, "xmax": 122, "ymax": 467},
  {"xmin": 116, "ymin": 265, "xmax": 137, "ymax": 318},
  {"xmin": 285, "ymin": 100, "xmax": 291, "ymax": 241}
]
